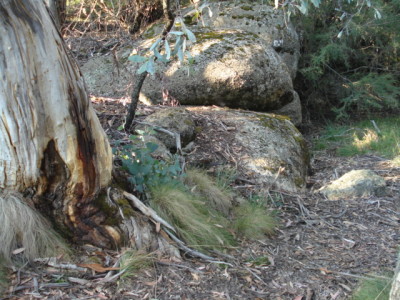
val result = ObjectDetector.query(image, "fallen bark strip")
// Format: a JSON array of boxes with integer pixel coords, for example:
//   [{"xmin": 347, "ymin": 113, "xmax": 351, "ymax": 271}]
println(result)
[
  {"xmin": 123, "ymin": 191, "xmax": 176, "ymax": 233},
  {"xmin": 34, "ymin": 257, "xmax": 87, "ymax": 272},
  {"xmin": 163, "ymin": 228, "xmax": 215, "ymax": 262}
]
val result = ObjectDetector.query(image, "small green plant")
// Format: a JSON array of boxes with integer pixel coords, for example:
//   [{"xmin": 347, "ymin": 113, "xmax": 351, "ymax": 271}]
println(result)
[
  {"xmin": 246, "ymin": 256, "xmax": 271, "ymax": 267},
  {"xmin": 351, "ymin": 274, "xmax": 392, "ymax": 300},
  {"xmin": 149, "ymin": 182, "xmax": 236, "ymax": 251},
  {"xmin": 119, "ymin": 250, "xmax": 154, "ymax": 281},
  {"xmin": 114, "ymin": 134, "xmax": 182, "ymax": 193},
  {"xmin": 233, "ymin": 202, "xmax": 277, "ymax": 240}
]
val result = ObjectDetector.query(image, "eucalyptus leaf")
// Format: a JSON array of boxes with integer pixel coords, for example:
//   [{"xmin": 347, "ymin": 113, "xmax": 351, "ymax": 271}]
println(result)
[
  {"xmin": 137, "ymin": 61, "xmax": 148, "ymax": 74},
  {"xmin": 146, "ymin": 59, "xmax": 155, "ymax": 75},
  {"xmin": 185, "ymin": 28, "xmax": 196, "ymax": 43},
  {"xmin": 150, "ymin": 38, "xmax": 161, "ymax": 51},
  {"xmin": 128, "ymin": 55, "xmax": 148, "ymax": 63},
  {"xmin": 170, "ymin": 31, "xmax": 184, "ymax": 36},
  {"xmin": 154, "ymin": 48, "xmax": 168, "ymax": 63},
  {"xmin": 165, "ymin": 40, "xmax": 171, "ymax": 59},
  {"xmin": 182, "ymin": 38, "xmax": 187, "ymax": 55},
  {"xmin": 177, "ymin": 47, "xmax": 184, "ymax": 62}
]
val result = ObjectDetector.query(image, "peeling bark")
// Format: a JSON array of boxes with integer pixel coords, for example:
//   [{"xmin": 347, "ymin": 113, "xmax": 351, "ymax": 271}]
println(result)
[
  {"xmin": 0, "ymin": 0, "xmax": 179, "ymax": 256},
  {"xmin": 0, "ymin": 0, "xmax": 114, "ymax": 248}
]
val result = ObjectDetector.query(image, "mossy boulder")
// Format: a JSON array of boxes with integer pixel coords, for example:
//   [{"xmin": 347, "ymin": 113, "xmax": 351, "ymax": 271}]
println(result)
[
  {"xmin": 137, "ymin": 28, "xmax": 301, "ymax": 124},
  {"xmin": 187, "ymin": 107, "xmax": 309, "ymax": 192},
  {"xmin": 198, "ymin": 2, "xmax": 300, "ymax": 80}
]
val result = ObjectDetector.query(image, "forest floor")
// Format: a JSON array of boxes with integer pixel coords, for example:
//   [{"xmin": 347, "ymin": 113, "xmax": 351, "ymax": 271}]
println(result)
[
  {"xmin": 3, "ymin": 97, "xmax": 399, "ymax": 300},
  {"xmin": 2, "ymin": 33, "xmax": 399, "ymax": 300}
]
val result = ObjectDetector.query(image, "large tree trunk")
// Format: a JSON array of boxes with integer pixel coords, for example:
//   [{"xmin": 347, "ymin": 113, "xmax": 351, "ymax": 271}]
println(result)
[
  {"xmin": 44, "ymin": 0, "xmax": 66, "ymax": 29},
  {"xmin": 0, "ymin": 0, "xmax": 180, "ymax": 260},
  {"xmin": 0, "ymin": 0, "xmax": 116, "ymax": 248}
]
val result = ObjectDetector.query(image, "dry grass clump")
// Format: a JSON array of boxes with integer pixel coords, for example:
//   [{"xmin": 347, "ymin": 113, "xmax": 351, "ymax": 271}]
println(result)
[
  {"xmin": 149, "ymin": 183, "xmax": 235, "ymax": 251},
  {"xmin": 0, "ymin": 256, "xmax": 8, "ymax": 295},
  {"xmin": 119, "ymin": 250, "xmax": 154, "ymax": 281},
  {"xmin": 0, "ymin": 191, "xmax": 68, "ymax": 263},
  {"xmin": 184, "ymin": 168, "xmax": 233, "ymax": 215},
  {"xmin": 233, "ymin": 202, "xmax": 277, "ymax": 240}
]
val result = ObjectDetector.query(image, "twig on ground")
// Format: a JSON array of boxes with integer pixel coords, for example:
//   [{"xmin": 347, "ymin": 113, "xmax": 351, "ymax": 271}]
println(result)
[
  {"xmin": 123, "ymin": 191, "xmax": 176, "ymax": 233},
  {"xmin": 133, "ymin": 120, "xmax": 183, "ymax": 155}
]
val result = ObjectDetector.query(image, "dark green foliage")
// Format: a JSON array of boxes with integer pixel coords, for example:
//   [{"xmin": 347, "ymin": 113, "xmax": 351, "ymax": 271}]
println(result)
[
  {"xmin": 334, "ymin": 73, "xmax": 400, "ymax": 118},
  {"xmin": 295, "ymin": 0, "xmax": 400, "ymax": 119},
  {"xmin": 113, "ymin": 135, "xmax": 182, "ymax": 193}
]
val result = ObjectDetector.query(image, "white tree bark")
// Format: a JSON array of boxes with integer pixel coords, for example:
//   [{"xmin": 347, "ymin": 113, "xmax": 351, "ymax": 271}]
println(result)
[
  {"xmin": 0, "ymin": 0, "xmax": 113, "ymax": 247},
  {"xmin": 0, "ymin": 0, "xmax": 179, "ymax": 255},
  {"xmin": 44, "ymin": 0, "xmax": 66, "ymax": 28}
]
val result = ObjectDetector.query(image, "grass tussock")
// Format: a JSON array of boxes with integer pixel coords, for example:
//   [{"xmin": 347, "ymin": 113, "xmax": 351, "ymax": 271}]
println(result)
[
  {"xmin": 233, "ymin": 202, "xmax": 277, "ymax": 240},
  {"xmin": 314, "ymin": 117, "xmax": 400, "ymax": 162},
  {"xmin": 119, "ymin": 250, "xmax": 154, "ymax": 280},
  {"xmin": 149, "ymin": 183, "xmax": 235, "ymax": 251},
  {"xmin": 351, "ymin": 275, "xmax": 392, "ymax": 300},
  {"xmin": 184, "ymin": 168, "xmax": 233, "ymax": 215},
  {"xmin": 0, "ymin": 191, "xmax": 68, "ymax": 262}
]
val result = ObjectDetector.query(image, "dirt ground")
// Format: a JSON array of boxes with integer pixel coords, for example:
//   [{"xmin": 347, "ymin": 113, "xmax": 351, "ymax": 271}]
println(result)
[{"xmin": 1, "ymin": 32, "xmax": 399, "ymax": 299}]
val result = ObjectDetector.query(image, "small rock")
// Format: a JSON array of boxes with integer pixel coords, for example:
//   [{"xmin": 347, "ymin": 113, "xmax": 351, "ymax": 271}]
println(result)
[{"xmin": 319, "ymin": 169, "xmax": 386, "ymax": 200}]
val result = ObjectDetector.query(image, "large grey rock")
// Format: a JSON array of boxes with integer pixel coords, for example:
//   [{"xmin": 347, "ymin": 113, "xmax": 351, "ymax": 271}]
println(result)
[
  {"xmin": 80, "ymin": 3, "xmax": 302, "ymax": 124},
  {"xmin": 188, "ymin": 107, "xmax": 309, "ymax": 192},
  {"xmin": 139, "ymin": 28, "xmax": 299, "ymax": 121},
  {"xmin": 197, "ymin": 2, "xmax": 300, "ymax": 80},
  {"xmin": 319, "ymin": 169, "xmax": 387, "ymax": 200}
]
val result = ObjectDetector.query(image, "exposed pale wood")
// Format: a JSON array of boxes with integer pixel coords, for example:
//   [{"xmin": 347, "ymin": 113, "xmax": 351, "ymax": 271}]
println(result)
[
  {"xmin": 0, "ymin": 0, "xmax": 114, "ymax": 248},
  {"xmin": 123, "ymin": 191, "xmax": 176, "ymax": 232}
]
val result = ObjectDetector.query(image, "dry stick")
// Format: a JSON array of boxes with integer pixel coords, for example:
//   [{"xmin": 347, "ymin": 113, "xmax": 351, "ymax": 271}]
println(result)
[
  {"xmin": 123, "ymin": 191, "xmax": 176, "ymax": 233},
  {"xmin": 243, "ymin": 266, "xmax": 269, "ymax": 287},
  {"xmin": 134, "ymin": 120, "xmax": 183, "ymax": 155},
  {"xmin": 162, "ymin": 228, "xmax": 218, "ymax": 263},
  {"xmin": 125, "ymin": 0, "xmax": 175, "ymax": 131},
  {"xmin": 370, "ymin": 119, "xmax": 382, "ymax": 135}
]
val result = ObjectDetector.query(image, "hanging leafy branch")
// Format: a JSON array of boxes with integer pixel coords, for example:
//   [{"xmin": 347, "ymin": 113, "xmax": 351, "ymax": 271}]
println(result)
[{"xmin": 124, "ymin": 1, "xmax": 211, "ymax": 131}]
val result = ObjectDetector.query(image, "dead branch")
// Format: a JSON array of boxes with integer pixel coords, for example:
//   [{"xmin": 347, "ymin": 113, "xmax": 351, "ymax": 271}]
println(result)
[
  {"xmin": 123, "ymin": 191, "xmax": 176, "ymax": 233},
  {"xmin": 134, "ymin": 120, "xmax": 183, "ymax": 155}
]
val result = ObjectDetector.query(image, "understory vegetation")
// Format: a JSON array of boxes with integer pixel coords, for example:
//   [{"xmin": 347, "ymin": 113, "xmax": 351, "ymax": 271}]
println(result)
[
  {"xmin": 314, "ymin": 117, "xmax": 400, "ymax": 165},
  {"xmin": 119, "ymin": 250, "xmax": 155, "ymax": 282},
  {"xmin": 351, "ymin": 273, "xmax": 393, "ymax": 300},
  {"xmin": 0, "ymin": 191, "xmax": 69, "ymax": 263},
  {"xmin": 294, "ymin": 0, "xmax": 400, "ymax": 120},
  {"xmin": 114, "ymin": 137, "xmax": 277, "ymax": 253}
]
